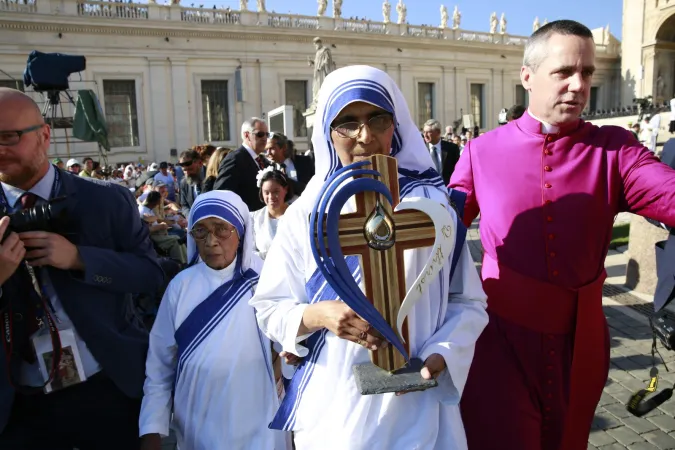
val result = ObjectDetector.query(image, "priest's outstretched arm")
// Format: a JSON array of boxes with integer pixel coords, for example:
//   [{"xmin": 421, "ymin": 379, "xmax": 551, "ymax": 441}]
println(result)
[{"xmin": 619, "ymin": 136, "xmax": 675, "ymax": 227}]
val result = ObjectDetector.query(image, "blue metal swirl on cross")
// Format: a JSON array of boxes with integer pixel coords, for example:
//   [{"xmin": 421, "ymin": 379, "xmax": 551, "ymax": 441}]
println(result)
[{"xmin": 309, "ymin": 160, "xmax": 409, "ymax": 362}]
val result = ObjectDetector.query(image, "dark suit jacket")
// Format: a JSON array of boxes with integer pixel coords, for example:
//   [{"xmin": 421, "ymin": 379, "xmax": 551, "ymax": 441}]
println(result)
[
  {"xmin": 213, "ymin": 146, "xmax": 267, "ymax": 211},
  {"xmin": 439, "ymin": 140, "xmax": 461, "ymax": 185},
  {"xmin": 0, "ymin": 171, "xmax": 164, "ymax": 433},
  {"xmin": 289, "ymin": 154, "xmax": 315, "ymax": 195},
  {"xmin": 179, "ymin": 175, "xmax": 202, "ymax": 217}
]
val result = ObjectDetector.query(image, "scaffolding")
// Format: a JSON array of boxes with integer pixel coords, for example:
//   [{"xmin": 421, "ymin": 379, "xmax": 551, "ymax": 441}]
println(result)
[{"xmin": 0, "ymin": 67, "xmax": 108, "ymax": 166}]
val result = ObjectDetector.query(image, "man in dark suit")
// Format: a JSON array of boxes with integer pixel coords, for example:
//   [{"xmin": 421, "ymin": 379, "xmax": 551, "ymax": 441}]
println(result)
[
  {"xmin": 214, "ymin": 117, "xmax": 270, "ymax": 211},
  {"xmin": 177, "ymin": 149, "xmax": 204, "ymax": 217},
  {"xmin": 0, "ymin": 88, "xmax": 164, "ymax": 449},
  {"xmin": 265, "ymin": 133, "xmax": 315, "ymax": 195},
  {"xmin": 423, "ymin": 119, "xmax": 461, "ymax": 185}
]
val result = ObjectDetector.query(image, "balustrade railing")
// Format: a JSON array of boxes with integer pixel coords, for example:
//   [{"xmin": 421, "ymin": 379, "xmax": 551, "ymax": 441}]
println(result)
[
  {"xmin": 77, "ymin": 0, "xmax": 147, "ymax": 19},
  {"xmin": 3, "ymin": 0, "xmax": 621, "ymax": 56},
  {"xmin": 0, "ymin": 0, "xmax": 37, "ymax": 13}
]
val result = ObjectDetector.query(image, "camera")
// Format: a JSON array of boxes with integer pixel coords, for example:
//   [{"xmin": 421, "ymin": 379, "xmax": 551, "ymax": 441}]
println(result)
[
  {"xmin": 651, "ymin": 310, "xmax": 675, "ymax": 351},
  {"xmin": 1, "ymin": 198, "xmax": 71, "ymax": 242}
]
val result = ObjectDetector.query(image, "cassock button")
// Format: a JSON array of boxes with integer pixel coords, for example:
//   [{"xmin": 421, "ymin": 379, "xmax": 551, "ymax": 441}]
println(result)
[
  {"xmin": 544, "ymin": 166, "xmax": 552, "ymax": 172},
  {"xmin": 547, "ymin": 379, "xmax": 553, "ymax": 385},
  {"xmin": 549, "ymin": 350, "xmax": 555, "ymax": 356},
  {"xmin": 548, "ymin": 234, "xmax": 555, "ymax": 240},
  {"xmin": 546, "ymin": 216, "xmax": 553, "ymax": 222},
  {"xmin": 544, "ymin": 183, "xmax": 552, "ymax": 188},
  {"xmin": 546, "ymin": 136, "xmax": 553, "ymax": 142},
  {"xmin": 547, "ymin": 334, "xmax": 554, "ymax": 340},
  {"xmin": 545, "ymin": 406, "xmax": 551, "ymax": 412},
  {"xmin": 552, "ymin": 270, "xmax": 559, "ymax": 277},
  {"xmin": 546, "ymin": 365, "xmax": 553, "ymax": 370},
  {"xmin": 545, "ymin": 200, "xmax": 552, "ymax": 205},
  {"xmin": 544, "ymin": 150, "xmax": 552, "ymax": 156},
  {"xmin": 547, "ymin": 393, "xmax": 553, "ymax": 399},
  {"xmin": 550, "ymin": 252, "xmax": 556, "ymax": 258}
]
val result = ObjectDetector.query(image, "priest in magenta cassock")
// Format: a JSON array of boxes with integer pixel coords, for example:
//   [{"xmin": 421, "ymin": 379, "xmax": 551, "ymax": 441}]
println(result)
[
  {"xmin": 250, "ymin": 65, "xmax": 489, "ymax": 450},
  {"xmin": 138, "ymin": 191, "xmax": 290, "ymax": 450},
  {"xmin": 450, "ymin": 20, "xmax": 675, "ymax": 450}
]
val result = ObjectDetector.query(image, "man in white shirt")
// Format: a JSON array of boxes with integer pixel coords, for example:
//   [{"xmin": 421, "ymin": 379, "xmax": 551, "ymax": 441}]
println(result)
[{"xmin": 152, "ymin": 162, "xmax": 175, "ymax": 201}]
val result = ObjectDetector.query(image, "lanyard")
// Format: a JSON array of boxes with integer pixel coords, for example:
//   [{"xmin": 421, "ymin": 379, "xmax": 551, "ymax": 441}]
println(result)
[{"xmin": 0, "ymin": 166, "xmax": 63, "ymax": 394}]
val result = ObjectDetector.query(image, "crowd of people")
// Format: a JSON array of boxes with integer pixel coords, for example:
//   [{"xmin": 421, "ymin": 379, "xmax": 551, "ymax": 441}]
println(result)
[{"xmin": 0, "ymin": 19, "xmax": 674, "ymax": 450}]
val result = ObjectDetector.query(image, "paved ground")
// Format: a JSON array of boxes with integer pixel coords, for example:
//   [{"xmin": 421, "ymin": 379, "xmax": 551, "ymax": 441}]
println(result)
[{"xmin": 160, "ymin": 217, "xmax": 672, "ymax": 449}]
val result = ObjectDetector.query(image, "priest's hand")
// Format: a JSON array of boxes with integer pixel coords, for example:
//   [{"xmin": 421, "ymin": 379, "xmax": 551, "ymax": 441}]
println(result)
[
  {"xmin": 301, "ymin": 300, "xmax": 387, "ymax": 351},
  {"xmin": 395, "ymin": 353, "xmax": 447, "ymax": 396},
  {"xmin": 0, "ymin": 217, "xmax": 25, "ymax": 285},
  {"xmin": 19, "ymin": 231, "xmax": 84, "ymax": 271},
  {"xmin": 140, "ymin": 434, "xmax": 162, "ymax": 450}
]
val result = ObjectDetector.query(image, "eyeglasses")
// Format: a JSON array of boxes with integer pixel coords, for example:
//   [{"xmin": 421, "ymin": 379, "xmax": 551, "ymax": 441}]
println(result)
[
  {"xmin": 331, "ymin": 114, "xmax": 394, "ymax": 139},
  {"xmin": 0, "ymin": 124, "xmax": 44, "ymax": 146},
  {"xmin": 250, "ymin": 131, "xmax": 270, "ymax": 139},
  {"xmin": 190, "ymin": 225, "xmax": 236, "ymax": 241},
  {"xmin": 178, "ymin": 160, "xmax": 194, "ymax": 167}
]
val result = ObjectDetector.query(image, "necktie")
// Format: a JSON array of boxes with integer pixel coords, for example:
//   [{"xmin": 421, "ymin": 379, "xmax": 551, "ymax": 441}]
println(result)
[
  {"xmin": 20, "ymin": 192, "xmax": 37, "ymax": 210},
  {"xmin": 255, "ymin": 156, "xmax": 265, "ymax": 170},
  {"xmin": 430, "ymin": 144, "xmax": 441, "ymax": 173}
]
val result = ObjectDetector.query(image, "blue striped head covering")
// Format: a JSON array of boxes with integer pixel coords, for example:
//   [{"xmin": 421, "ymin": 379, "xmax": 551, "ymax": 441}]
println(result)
[
  {"xmin": 186, "ymin": 190, "xmax": 254, "ymax": 270},
  {"xmin": 296, "ymin": 65, "xmax": 446, "ymax": 211}
]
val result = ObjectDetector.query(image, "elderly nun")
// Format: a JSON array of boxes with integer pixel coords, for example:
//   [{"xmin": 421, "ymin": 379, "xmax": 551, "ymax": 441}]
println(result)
[
  {"xmin": 139, "ymin": 191, "xmax": 290, "ymax": 450},
  {"xmin": 250, "ymin": 66, "xmax": 489, "ymax": 449}
]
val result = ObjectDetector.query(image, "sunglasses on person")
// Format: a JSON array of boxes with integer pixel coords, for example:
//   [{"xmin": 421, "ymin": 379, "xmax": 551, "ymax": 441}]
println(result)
[
  {"xmin": 178, "ymin": 160, "xmax": 195, "ymax": 167},
  {"xmin": 250, "ymin": 131, "xmax": 271, "ymax": 139}
]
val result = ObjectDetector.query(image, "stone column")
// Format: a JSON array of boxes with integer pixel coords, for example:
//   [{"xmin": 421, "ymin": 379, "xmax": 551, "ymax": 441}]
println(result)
[
  {"xmin": 170, "ymin": 58, "xmax": 192, "ymax": 151},
  {"xmin": 147, "ymin": 58, "xmax": 172, "ymax": 160},
  {"xmin": 626, "ymin": 216, "xmax": 669, "ymax": 294}
]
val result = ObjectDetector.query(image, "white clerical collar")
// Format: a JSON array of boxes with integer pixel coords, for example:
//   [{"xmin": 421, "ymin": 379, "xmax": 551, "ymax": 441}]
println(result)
[
  {"xmin": 243, "ymin": 144, "xmax": 258, "ymax": 162},
  {"xmin": 1, "ymin": 163, "xmax": 55, "ymax": 209},
  {"xmin": 527, "ymin": 109, "xmax": 560, "ymax": 134}
]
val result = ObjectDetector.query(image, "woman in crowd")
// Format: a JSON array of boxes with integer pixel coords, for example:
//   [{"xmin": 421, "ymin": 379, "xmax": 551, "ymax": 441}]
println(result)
[
  {"xmin": 139, "ymin": 191, "xmax": 289, "ymax": 450},
  {"xmin": 250, "ymin": 65, "xmax": 488, "ymax": 450},
  {"xmin": 250, "ymin": 167, "xmax": 293, "ymax": 260},
  {"xmin": 202, "ymin": 147, "xmax": 229, "ymax": 192}
]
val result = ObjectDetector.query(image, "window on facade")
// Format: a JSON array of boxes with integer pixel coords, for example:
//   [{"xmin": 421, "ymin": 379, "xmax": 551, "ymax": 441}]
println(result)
[
  {"xmin": 285, "ymin": 80, "xmax": 308, "ymax": 138},
  {"xmin": 470, "ymin": 83, "xmax": 485, "ymax": 129},
  {"xmin": 0, "ymin": 80, "xmax": 24, "ymax": 91},
  {"xmin": 103, "ymin": 80, "xmax": 140, "ymax": 148},
  {"xmin": 589, "ymin": 86, "xmax": 599, "ymax": 112},
  {"xmin": 417, "ymin": 83, "xmax": 435, "ymax": 127},
  {"xmin": 515, "ymin": 85, "xmax": 528, "ymax": 107},
  {"xmin": 201, "ymin": 80, "xmax": 230, "ymax": 142}
]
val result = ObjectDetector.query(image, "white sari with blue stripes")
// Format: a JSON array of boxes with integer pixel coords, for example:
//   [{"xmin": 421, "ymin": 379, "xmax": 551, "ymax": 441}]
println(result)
[{"xmin": 251, "ymin": 65, "xmax": 488, "ymax": 450}]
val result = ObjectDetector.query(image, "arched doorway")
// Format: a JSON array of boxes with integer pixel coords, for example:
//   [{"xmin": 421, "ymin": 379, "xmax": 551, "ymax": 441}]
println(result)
[{"xmin": 653, "ymin": 12, "xmax": 675, "ymax": 102}]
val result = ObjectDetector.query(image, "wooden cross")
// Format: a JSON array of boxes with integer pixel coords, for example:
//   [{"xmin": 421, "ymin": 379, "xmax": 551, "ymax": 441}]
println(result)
[{"xmin": 334, "ymin": 154, "xmax": 437, "ymax": 372}]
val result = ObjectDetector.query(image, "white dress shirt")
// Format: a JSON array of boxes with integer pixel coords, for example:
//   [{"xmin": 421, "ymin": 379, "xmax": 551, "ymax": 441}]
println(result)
[{"xmin": 1, "ymin": 165, "xmax": 102, "ymax": 386}]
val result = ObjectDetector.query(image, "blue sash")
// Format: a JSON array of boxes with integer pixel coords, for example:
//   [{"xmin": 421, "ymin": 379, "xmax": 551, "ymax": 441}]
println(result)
[
  {"xmin": 269, "ymin": 256, "xmax": 361, "ymax": 431},
  {"xmin": 174, "ymin": 265, "xmax": 259, "ymax": 385}
]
